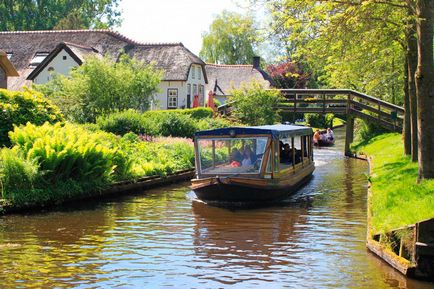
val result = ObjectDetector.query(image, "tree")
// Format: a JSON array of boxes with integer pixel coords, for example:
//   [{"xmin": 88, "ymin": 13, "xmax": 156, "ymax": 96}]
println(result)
[
  {"xmin": 0, "ymin": 0, "xmax": 121, "ymax": 31},
  {"xmin": 266, "ymin": 61, "xmax": 311, "ymax": 89},
  {"xmin": 200, "ymin": 10, "xmax": 258, "ymax": 64},
  {"xmin": 229, "ymin": 81, "xmax": 283, "ymax": 125},
  {"xmin": 34, "ymin": 55, "xmax": 162, "ymax": 123},
  {"xmin": 415, "ymin": 0, "xmax": 434, "ymax": 180}
]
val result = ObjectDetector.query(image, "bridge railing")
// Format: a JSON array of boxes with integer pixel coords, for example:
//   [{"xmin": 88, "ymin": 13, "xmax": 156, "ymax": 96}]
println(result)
[{"xmin": 218, "ymin": 89, "xmax": 404, "ymax": 132}]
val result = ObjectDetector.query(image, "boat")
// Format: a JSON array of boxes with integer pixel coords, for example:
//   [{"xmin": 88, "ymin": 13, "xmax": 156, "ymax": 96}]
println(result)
[
  {"xmin": 313, "ymin": 130, "xmax": 335, "ymax": 146},
  {"xmin": 191, "ymin": 124, "xmax": 315, "ymax": 204},
  {"xmin": 314, "ymin": 138, "xmax": 335, "ymax": 147}
]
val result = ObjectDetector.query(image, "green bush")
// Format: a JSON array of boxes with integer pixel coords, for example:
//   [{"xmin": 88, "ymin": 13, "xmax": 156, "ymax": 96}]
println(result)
[
  {"xmin": 305, "ymin": 113, "xmax": 334, "ymax": 128},
  {"xmin": 158, "ymin": 113, "xmax": 197, "ymax": 138},
  {"xmin": 0, "ymin": 89, "xmax": 63, "ymax": 146},
  {"xmin": 144, "ymin": 107, "xmax": 213, "ymax": 119},
  {"xmin": 96, "ymin": 110, "xmax": 157, "ymax": 136},
  {"xmin": 96, "ymin": 108, "xmax": 234, "ymax": 138},
  {"xmin": 0, "ymin": 122, "xmax": 196, "ymax": 208},
  {"xmin": 229, "ymin": 81, "xmax": 283, "ymax": 125},
  {"xmin": 34, "ymin": 54, "xmax": 162, "ymax": 123},
  {"xmin": 354, "ymin": 117, "xmax": 388, "ymax": 143}
]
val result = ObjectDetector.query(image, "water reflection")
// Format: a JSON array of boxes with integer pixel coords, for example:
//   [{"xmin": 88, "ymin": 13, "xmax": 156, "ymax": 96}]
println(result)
[{"xmin": 0, "ymin": 129, "xmax": 433, "ymax": 288}]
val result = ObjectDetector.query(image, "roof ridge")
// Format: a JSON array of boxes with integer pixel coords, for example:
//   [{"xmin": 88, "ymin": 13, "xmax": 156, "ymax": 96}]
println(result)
[
  {"xmin": 206, "ymin": 63, "xmax": 254, "ymax": 68},
  {"xmin": 61, "ymin": 41, "xmax": 94, "ymax": 50},
  {"xmin": 0, "ymin": 29, "xmax": 185, "ymax": 47}
]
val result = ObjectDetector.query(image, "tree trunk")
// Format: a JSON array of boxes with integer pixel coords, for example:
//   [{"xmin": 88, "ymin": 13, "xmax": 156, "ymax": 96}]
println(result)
[
  {"xmin": 408, "ymin": 22, "xmax": 418, "ymax": 162},
  {"xmin": 403, "ymin": 57, "xmax": 411, "ymax": 155},
  {"xmin": 415, "ymin": 0, "xmax": 434, "ymax": 180}
]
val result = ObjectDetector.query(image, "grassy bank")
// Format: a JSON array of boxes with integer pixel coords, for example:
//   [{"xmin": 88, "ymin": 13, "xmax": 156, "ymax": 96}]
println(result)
[{"xmin": 352, "ymin": 133, "xmax": 434, "ymax": 233}]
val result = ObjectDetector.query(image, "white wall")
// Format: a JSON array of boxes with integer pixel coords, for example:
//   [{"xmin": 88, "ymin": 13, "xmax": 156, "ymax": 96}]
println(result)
[
  {"xmin": 152, "ymin": 64, "xmax": 207, "ymax": 110},
  {"xmin": 33, "ymin": 50, "xmax": 79, "ymax": 84}
]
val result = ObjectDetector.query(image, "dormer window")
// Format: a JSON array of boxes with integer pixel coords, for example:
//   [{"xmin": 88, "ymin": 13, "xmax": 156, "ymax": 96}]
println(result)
[
  {"xmin": 30, "ymin": 52, "xmax": 49, "ymax": 68},
  {"xmin": 6, "ymin": 52, "xmax": 13, "ymax": 60}
]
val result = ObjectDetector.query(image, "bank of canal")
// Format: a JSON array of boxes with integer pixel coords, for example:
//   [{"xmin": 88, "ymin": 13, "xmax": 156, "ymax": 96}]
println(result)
[{"xmin": 0, "ymin": 128, "xmax": 433, "ymax": 288}]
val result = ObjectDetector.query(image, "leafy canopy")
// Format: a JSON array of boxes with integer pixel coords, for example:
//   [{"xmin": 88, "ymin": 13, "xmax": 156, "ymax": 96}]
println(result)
[
  {"xmin": 0, "ymin": 0, "xmax": 121, "ymax": 30},
  {"xmin": 262, "ymin": 0, "xmax": 408, "ymax": 104},
  {"xmin": 229, "ymin": 82, "xmax": 283, "ymax": 125},
  {"xmin": 34, "ymin": 55, "xmax": 163, "ymax": 123},
  {"xmin": 200, "ymin": 10, "xmax": 259, "ymax": 64}
]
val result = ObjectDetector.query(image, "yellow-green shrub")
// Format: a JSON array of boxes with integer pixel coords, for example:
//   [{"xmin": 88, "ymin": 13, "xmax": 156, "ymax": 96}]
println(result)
[{"xmin": 0, "ymin": 89, "xmax": 63, "ymax": 146}]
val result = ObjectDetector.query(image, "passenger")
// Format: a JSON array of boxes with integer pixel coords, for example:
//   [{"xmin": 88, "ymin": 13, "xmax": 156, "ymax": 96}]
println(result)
[
  {"xmin": 241, "ymin": 149, "xmax": 252, "ymax": 166},
  {"xmin": 244, "ymin": 145, "xmax": 257, "ymax": 163},
  {"xmin": 320, "ymin": 131, "xmax": 327, "ymax": 142},
  {"xmin": 326, "ymin": 128, "xmax": 334, "ymax": 141},
  {"xmin": 281, "ymin": 143, "xmax": 292, "ymax": 163},
  {"xmin": 313, "ymin": 130, "xmax": 321, "ymax": 145},
  {"xmin": 229, "ymin": 148, "xmax": 242, "ymax": 167}
]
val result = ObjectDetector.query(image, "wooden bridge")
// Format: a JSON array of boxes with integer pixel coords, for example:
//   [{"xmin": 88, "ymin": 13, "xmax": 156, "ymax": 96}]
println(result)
[{"xmin": 218, "ymin": 89, "xmax": 405, "ymax": 155}]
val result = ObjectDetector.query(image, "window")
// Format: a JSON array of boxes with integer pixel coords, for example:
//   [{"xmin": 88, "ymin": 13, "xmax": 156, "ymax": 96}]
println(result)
[
  {"xmin": 6, "ymin": 52, "xmax": 13, "ymax": 60},
  {"xmin": 198, "ymin": 67, "xmax": 201, "ymax": 80},
  {"xmin": 193, "ymin": 84, "xmax": 197, "ymax": 96},
  {"xmin": 63, "ymin": 55, "xmax": 67, "ymax": 60},
  {"xmin": 191, "ymin": 65, "xmax": 195, "ymax": 79},
  {"xmin": 48, "ymin": 67, "xmax": 54, "ymax": 72},
  {"xmin": 167, "ymin": 89, "xmax": 178, "ymax": 109},
  {"xmin": 30, "ymin": 52, "xmax": 49, "ymax": 68}
]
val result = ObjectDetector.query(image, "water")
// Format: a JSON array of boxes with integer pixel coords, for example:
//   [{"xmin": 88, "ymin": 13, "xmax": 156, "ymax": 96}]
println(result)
[{"xmin": 0, "ymin": 129, "xmax": 433, "ymax": 288}]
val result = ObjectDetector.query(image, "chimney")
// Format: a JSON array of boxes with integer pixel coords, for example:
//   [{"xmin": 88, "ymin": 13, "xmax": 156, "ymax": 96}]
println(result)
[{"xmin": 252, "ymin": 56, "xmax": 260, "ymax": 69}]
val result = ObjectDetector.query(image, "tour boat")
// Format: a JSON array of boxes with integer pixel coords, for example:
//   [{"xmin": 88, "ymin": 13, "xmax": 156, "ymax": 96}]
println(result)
[{"xmin": 191, "ymin": 124, "xmax": 315, "ymax": 204}]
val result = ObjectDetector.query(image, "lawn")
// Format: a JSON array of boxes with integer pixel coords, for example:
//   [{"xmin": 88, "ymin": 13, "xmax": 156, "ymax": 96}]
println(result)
[{"xmin": 353, "ymin": 133, "xmax": 434, "ymax": 233}]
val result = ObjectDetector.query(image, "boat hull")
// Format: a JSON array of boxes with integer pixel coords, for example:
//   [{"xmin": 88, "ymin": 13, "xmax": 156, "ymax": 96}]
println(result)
[{"xmin": 191, "ymin": 164, "xmax": 314, "ymax": 204}]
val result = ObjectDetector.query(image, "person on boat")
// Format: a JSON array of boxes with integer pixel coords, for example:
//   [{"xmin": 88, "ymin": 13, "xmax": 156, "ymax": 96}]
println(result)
[
  {"xmin": 241, "ymin": 148, "xmax": 252, "ymax": 166},
  {"xmin": 229, "ymin": 148, "xmax": 242, "ymax": 167},
  {"xmin": 313, "ymin": 130, "xmax": 321, "ymax": 145},
  {"xmin": 280, "ymin": 143, "xmax": 292, "ymax": 163},
  {"xmin": 326, "ymin": 128, "xmax": 334, "ymax": 141}
]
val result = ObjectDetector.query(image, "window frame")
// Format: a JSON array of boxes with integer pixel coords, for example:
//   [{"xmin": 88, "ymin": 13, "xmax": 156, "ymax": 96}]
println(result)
[{"xmin": 167, "ymin": 88, "xmax": 178, "ymax": 109}]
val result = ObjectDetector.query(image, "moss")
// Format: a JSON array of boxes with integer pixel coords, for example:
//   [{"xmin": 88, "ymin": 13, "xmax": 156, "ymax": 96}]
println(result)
[{"xmin": 354, "ymin": 133, "xmax": 434, "ymax": 233}]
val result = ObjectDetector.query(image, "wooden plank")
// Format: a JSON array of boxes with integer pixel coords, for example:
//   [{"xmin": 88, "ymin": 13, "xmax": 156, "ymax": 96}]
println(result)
[{"xmin": 350, "ymin": 100, "xmax": 404, "ymax": 121}]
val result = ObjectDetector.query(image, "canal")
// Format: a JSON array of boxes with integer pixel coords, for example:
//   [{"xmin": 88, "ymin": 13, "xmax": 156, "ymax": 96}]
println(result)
[{"xmin": 0, "ymin": 129, "xmax": 433, "ymax": 288}]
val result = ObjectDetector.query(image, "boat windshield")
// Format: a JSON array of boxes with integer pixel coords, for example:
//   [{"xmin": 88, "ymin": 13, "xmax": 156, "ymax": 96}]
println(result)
[{"xmin": 197, "ymin": 137, "xmax": 268, "ymax": 175}]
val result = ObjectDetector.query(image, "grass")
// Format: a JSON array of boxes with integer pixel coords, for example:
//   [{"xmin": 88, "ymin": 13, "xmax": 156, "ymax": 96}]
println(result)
[{"xmin": 352, "ymin": 133, "xmax": 434, "ymax": 234}]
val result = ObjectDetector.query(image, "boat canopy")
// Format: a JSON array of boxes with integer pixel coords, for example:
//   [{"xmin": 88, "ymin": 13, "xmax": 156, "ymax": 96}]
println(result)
[{"xmin": 194, "ymin": 124, "xmax": 313, "ymax": 139}]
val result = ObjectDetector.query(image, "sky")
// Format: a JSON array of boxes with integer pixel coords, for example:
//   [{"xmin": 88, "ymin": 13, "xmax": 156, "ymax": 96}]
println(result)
[{"xmin": 118, "ymin": 0, "xmax": 244, "ymax": 55}]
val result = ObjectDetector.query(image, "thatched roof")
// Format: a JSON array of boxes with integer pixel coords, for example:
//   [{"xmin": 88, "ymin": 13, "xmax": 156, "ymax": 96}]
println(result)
[
  {"xmin": 0, "ymin": 50, "xmax": 19, "ymax": 76},
  {"xmin": 0, "ymin": 29, "xmax": 206, "ymax": 90},
  {"xmin": 27, "ymin": 42, "xmax": 101, "ymax": 80},
  {"xmin": 205, "ymin": 63, "xmax": 272, "ymax": 96}
]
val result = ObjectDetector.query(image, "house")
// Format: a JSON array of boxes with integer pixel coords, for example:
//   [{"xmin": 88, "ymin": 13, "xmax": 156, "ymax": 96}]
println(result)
[
  {"xmin": 0, "ymin": 29, "xmax": 207, "ymax": 109},
  {"xmin": 205, "ymin": 56, "xmax": 273, "ymax": 105},
  {"xmin": 0, "ymin": 50, "xmax": 19, "ymax": 89}
]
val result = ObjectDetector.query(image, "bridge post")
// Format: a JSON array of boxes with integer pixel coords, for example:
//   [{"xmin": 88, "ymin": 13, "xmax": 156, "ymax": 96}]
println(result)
[{"xmin": 345, "ymin": 116, "xmax": 355, "ymax": 156}]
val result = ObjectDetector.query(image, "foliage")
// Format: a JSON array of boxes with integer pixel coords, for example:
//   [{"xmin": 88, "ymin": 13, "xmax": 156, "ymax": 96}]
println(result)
[
  {"xmin": 229, "ymin": 82, "xmax": 283, "ymax": 125},
  {"xmin": 304, "ymin": 113, "xmax": 334, "ymax": 129},
  {"xmin": 96, "ymin": 108, "xmax": 235, "ymax": 138},
  {"xmin": 144, "ymin": 107, "xmax": 213, "ymax": 120},
  {"xmin": 35, "ymin": 55, "xmax": 162, "ymax": 123},
  {"xmin": 0, "ymin": 0, "xmax": 121, "ymax": 30},
  {"xmin": 262, "ymin": 0, "xmax": 407, "ymax": 105},
  {"xmin": 0, "ymin": 89, "xmax": 63, "ymax": 146},
  {"xmin": 96, "ymin": 110, "xmax": 156, "ymax": 136},
  {"xmin": 158, "ymin": 113, "xmax": 198, "ymax": 138},
  {"xmin": 199, "ymin": 10, "xmax": 259, "ymax": 64},
  {"xmin": 352, "ymin": 133, "xmax": 434, "ymax": 233},
  {"xmin": 0, "ymin": 122, "xmax": 196, "ymax": 208},
  {"xmin": 266, "ymin": 61, "xmax": 310, "ymax": 89},
  {"xmin": 354, "ymin": 118, "xmax": 388, "ymax": 144}
]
